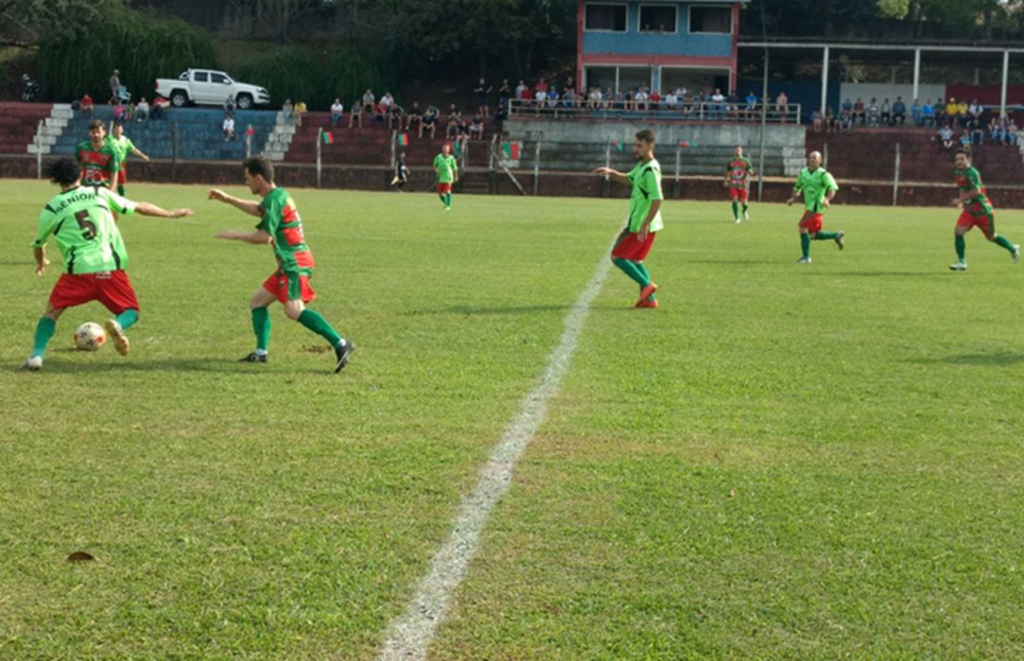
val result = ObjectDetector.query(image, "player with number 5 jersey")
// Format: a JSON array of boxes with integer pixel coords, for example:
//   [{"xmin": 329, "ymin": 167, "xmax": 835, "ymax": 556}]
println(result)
[{"xmin": 23, "ymin": 157, "xmax": 194, "ymax": 371}]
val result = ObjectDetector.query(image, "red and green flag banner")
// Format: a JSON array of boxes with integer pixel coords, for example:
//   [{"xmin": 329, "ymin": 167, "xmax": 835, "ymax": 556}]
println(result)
[
  {"xmin": 453, "ymin": 142, "xmax": 462, "ymax": 158},
  {"xmin": 397, "ymin": 133, "xmax": 409, "ymax": 146},
  {"xmin": 322, "ymin": 131, "xmax": 334, "ymax": 145},
  {"xmin": 612, "ymin": 139, "xmax": 624, "ymax": 151},
  {"xmin": 502, "ymin": 141, "xmax": 520, "ymax": 160},
  {"xmin": 679, "ymin": 140, "xmax": 695, "ymax": 148}
]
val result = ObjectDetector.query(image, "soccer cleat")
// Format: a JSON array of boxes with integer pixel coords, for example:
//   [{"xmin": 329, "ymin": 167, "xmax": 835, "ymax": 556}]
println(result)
[
  {"xmin": 734, "ymin": 217, "xmax": 741, "ymax": 224},
  {"xmin": 334, "ymin": 341, "xmax": 355, "ymax": 373},
  {"xmin": 444, "ymin": 206, "xmax": 451, "ymax": 212},
  {"xmin": 796, "ymin": 257, "xmax": 812, "ymax": 264},
  {"xmin": 104, "ymin": 319, "xmax": 130, "ymax": 356},
  {"xmin": 835, "ymin": 231, "xmax": 845, "ymax": 250},
  {"xmin": 22, "ymin": 356, "xmax": 42, "ymax": 371},
  {"xmin": 638, "ymin": 282, "xmax": 658, "ymax": 303},
  {"xmin": 743, "ymin": 210, "xmax": 750, "ymax": 222},
  {"xmin": 949, "ymin": 262, "xmax": 968, "ymax": 271},
  {"xmin": 240, "ymin": 351, "xmax": 268, "ymax": 363},
  {"xmin": 1012, "ymin": 244, "xmax": 1020, "ymax": 264},
  {"xmin": 634, "ymin": 298, "xmax": 659, "ymax": 309}
]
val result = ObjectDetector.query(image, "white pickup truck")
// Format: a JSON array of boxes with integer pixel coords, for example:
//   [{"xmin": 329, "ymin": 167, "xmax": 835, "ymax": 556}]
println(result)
[{"xmin": 155, "ymin": 69, "xmax": 270, "ymax": 109}]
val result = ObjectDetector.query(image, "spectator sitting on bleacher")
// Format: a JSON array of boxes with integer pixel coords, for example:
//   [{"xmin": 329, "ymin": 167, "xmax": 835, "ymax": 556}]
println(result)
[
  {"xmin": 969, "ymin": 100, "xmax": 983, "ymax": 129},
  {"xmin": 80, "ymin": 93, "xmax": 95, "ymax": 119},
  {"xmin": 381, "ymin": 92, "xmax": 394, "ymax": 113},
  {"xmin": 665, "ymin": 89, "xmax": 678, "ymax": 111},
  {"xmin": 892, "ymin": 97, "xmax": 907, "ymax": 125},
  {"xmin": 880, "ymin": 99, "xmax": 891, "ymax": 125},
  {"xmin": 294, "ymin": 101, "xmax": 307, "ymax": 127},
  {"xmin": 362, "ymin": 89, "xmax": 375, "ymax": 114},
  {"xmin": 839, "ymin": 108, "xmax": 854, "ymax": 133},
  {"xmin": 562, "ymin": 86, "xmax": 576, "ymax": 110},
  {"xmin": 388, "ymin": 103, "xmax": 404, "ymax": 130},
  {"xmin": 470, "ymin": 114, "xmax": 484, "ymax": 140},
  {"xmin": 746, "ymin": 91, "xmax": 759, "ymax": 120},
  {"xmin": 546, "ymin": 88, "xmax": 560, "ymax": 112},
  {"xmin": 113, "ymin": 101, "xmax": 128, "ymax": 123},
  {"xmin": 988, "ymin": 116, "xmax": 1002, "ymax": 144},
  {"xmin": 445, "ymin": 110, "xmax": 460, "ymax": 139},
  {"xmin": 282, "ymin": 98, "xmax": 294, "ymax": 124},
  {"xmin": 825, "ymin": 106, "xmax": 836, "ymax": 132},
  {"xmin": 775, "ymin": 91, "xmax": 788, "ymax": 123},
  {"xmin": 223, "ymin": 114, "xmax": 235, "ymax": 141},
  {"xmin": 1007, "ymin": 120, "xmax": 1019, "ymax": 146},
  {"xmin": 923, "ymin": 99, "xmax": 935, "ymax": 126},
  {"xmin": 911, "ymin": 98, "xmax": 923, "ymax": 126},
  {"xmin": 406, "ymin": 102, "xmax": 422, "ymax": 131},
  {"xmin": 532, "ymin": 87, "xmax": 545, "ymax": 114},
  {"xmin": 135, "ymin": 98, "xmax": 149, "ymax": 121},
  {"xmin": 712, "ymin": 88, "xmax": 726, "ymax": 120},
  {"xmin": 372, "ymin": 102, "xmax": 387, "ymax": 128},
  {"xmin": 587, "ymin": 87, "xmax": 601, "ymax": 110},
  {"xmin": 932, "ymin": 97, "xmax": 944, "ymax": 125},
  {"xmin": 956, "ymin": 99, "xmax": 969, "ymax": 127},
  {"xmin": 945, "ymin": 98, "xmax": 959, "ymax": 127},
  {"xmin": 866, "ymin": 98, "xmax": 880, "ymax": 127},
  {"xmin": 853, "ymin": 97, "xmax": 865, "ymax": 124},
  {"xmin": 349, "ymin": 98, "xmax": 363, "ymax": 128},
  {"xmin": 151, "ymin": 95, "xmax": 168, "ymax": 120},
  {"xmin": 649, "ymin": 89, "xmax": 662, "ymax": 110},
  {"xmin": 971, "ymin": 118, "xmax": 985, "ymax": 146},
  {"xmin": 938, "ymin": 124, "xmax": 954, "ymax": 150},
  {"xmin": 330, "ymin": 98, "xmax": 344, "ymax": 127},
  {"xmin": 812, "ymin": 109, "xmax": 823, "ymax": 132},
  {"xmin": 420, "ymin": 104, "xmax": 439, "ymax": 138},
  {"xmin": 958, "ymin": 129, "xmax": 971, "ymax": 150}
]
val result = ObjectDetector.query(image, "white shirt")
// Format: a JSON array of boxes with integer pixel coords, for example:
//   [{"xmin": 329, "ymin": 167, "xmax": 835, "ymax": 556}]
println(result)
[
  {"xmin": 223, "ymin": 117, "xmax": 235, "ymax": 131},
  {"xmin": 331, "ymin": 102, "xmax": 344, "ymax": 115},
  {"xmin": 136, "ymin": 101, "xmax": 149, "ymax": 112},
  {"xmin": 382, "ymin": 94, "xmax": 393, "ymax": 108}
]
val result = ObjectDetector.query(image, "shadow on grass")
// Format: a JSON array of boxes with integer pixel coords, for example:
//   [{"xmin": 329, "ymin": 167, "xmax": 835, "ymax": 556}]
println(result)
[
  {"xmin": 404, "ymin": 305, "xmax": 573, "ymax": 316},
  {"xmin": 17, "ymin": 357, "xmax": 332, "ymax": 375},
  {"xmin": 802, "ymin": 271, "xmax": 948, "ymax": 278},
  {"xmin": 910, "ymin": 352, "xmax": 1024, "ymax": 366},
  {"xmin": 686, "ymin": 259, "xmax": 781, "ymax": 265}
]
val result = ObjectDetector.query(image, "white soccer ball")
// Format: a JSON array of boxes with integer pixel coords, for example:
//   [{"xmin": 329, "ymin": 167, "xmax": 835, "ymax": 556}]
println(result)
[{"xmin": 74, "ymin": 322, "xmax": 107, "ymax": 351}]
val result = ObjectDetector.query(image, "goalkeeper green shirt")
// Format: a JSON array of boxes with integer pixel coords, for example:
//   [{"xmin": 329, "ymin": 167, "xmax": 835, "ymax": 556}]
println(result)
[
  {"xmin": 793, "ymin": 167, "xmax": 839, "ymax": 213},
  {"xmin": 626, "ymin": 158, "xmax": 664, "ymax": 233},
  {"xmin": 33, "ymin": 186, "xmax": 137, "ymax": 274},
  {"xmin": 433, "ymin": 153, "xmax": 458, "ymax": 184}
]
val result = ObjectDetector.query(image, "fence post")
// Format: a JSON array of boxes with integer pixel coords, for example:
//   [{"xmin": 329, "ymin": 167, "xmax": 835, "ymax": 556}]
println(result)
[
  {"xmin": 35, "ymin": 119, "xmax": 43, "ymax": 179},
  {"xmin": 603, "ymin": 139, "xmax": 612, "ymax": 198},
  {"xmin": 823, "ymin": 142, "xmax": 829, "ymax": 169},
  {"xmin": 316, "ymin": 127, "xmax": 323, "ymax": 190},
  {"xmin": 533, "ymin": 136, "xmax": 542, "ymax": 196},
  {"xmin": 245, "ymin": 131, "xmax": 252, "ymax": 159},
  {"xmin": 892, "ymin": 141, "xmax": 901, "ymax": 207},
  {"xmin": 674, "ymin": 143, "xmax": 681, "ymax": 199},
  {"xmin": 171, "ymin": 122, "xmax": 178, "ymax": 183},
  {"xmin": 390, "ymin": 130, "xmax": 397, "ymax": 169}
]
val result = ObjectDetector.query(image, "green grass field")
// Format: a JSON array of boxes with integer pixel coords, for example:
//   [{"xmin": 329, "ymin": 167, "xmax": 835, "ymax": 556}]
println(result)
[{"xmin": 2, "ymin": 179, "xmax": 1023, "ymax": 660}]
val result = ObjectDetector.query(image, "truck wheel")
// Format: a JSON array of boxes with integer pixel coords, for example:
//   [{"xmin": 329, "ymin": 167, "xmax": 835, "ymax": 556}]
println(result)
[
  {"xmin": 236, "ymin": 94, "xmax": 253, "ymax": 110},
  {"xmin": 170, "ymin": 91, "xmax": 188, "ymax": 107}
]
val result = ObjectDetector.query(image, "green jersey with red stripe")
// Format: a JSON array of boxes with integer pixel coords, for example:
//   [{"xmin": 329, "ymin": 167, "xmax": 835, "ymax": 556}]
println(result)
[
  {"xmin": 726, "ymin": 156, "xmax": 755, "ymax": 189},
  {"xmin": 955, "ymin": 166, "xmax": 992, "ymax": 214},
  {"xmin": 76, "ymin": 138, "xmax": 120, "ymax": 188},
  {"xmin": 256, "ymin": 187, "xmax": 315, "ymax": 274}
]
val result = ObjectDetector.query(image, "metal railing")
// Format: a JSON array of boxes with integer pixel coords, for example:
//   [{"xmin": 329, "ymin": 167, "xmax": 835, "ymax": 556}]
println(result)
[{"xmin": 508, "ymin": 99, "xmax": 803, "ymax": 124}]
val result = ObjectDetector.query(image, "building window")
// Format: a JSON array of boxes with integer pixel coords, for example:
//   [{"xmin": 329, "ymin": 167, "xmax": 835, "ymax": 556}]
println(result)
[
  {"xmin": 640, "ymin": 5, "xmax": 677, "ymax": 33},
  {"xmin": 585, "ymin": 3, "xmax": 627, "ymax": 32},
  {"xmin": 689, "ymin": 6, "xmax": 732, "ymax": 34}
]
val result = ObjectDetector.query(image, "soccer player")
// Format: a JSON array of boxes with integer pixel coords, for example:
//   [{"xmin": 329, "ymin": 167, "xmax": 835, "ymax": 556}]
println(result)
[
  {"xmin": 724, "ymin": 145, "xmax": 755, "ymax": 223},
  {"xmin": 433, "ymin": 143, "xmax": 458, "ymax": 210},
  {"xmin": 76, "ymin": 119, "xmax": 119, "ymax": 189},
  {"xmin": 949, "ymin": 147, "xmax": 1020, "ymax": 270},
  {"xmin": 592, "ymin": 129, "xmax": 663, "ymax": 309},
  {"xmin": 208, "ymin": 157, "xmax": 355, "ymax": 372},
  {"xmin": 787, "ymin": 151, "xmax": 844, "ymax": 264},
  {"xmin": 23, "ymin": 158, "xmax": 193, "ymax": 370},
  {"xmin": 109, "ymin": 123, "xmax": 150, "ymax": 197},
  {"xmin": 391, "ymin": 151, "xmax": 409, "ymax": 192}
]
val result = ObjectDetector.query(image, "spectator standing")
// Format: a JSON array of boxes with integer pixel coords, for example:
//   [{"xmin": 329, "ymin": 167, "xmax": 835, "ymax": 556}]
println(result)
[
  {"xmin": 330, "ymin": 98, "xmax": 344, "ymax": 127},
  {"xmin": 497, "ymin": 79, "xmax": 511, "ymax": 113},
  {"xmin": 349, "ymin": 99, "xmax": 363, "ymax": 128},
  {"xmin": 474, "ymin": 78, "xmax": 492, "ymax": 116},
  {"xmin": 223, "ymin": 114, "xmax": 235, "ymax": 141},
  {"xmin": 892, "ymin": 97, "xmax": 906, "ymax": 126},
  {"xmin": 294, "ymin": 101, "xmax": 307, "ymax": 127},
  {"xmin": 135, "ymin": 97, "xmax": 150, "ymax": 121},
  {"xmin": 109, "ymin": 69, "xmax": 121, "ymax": 105},
  {"xmin": 362, "ymin": 89, "xmax": 375, "ymax": 114},
  {"xmin": 282, "ymin": 99, "xmax": 294, "ymax": 124},
  {"xmin": 224, "ymin": 95, "xmax": 236, "ymax": 118}
]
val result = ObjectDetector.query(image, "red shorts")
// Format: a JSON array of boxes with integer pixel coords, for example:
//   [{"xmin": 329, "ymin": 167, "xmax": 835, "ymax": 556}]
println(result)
[
  {"xmin": 262, "ymin": 270, "xmax": 316, "ymax": 304},
  {"xmin": 436, "ymin": 183, "xmax": 452, "ymax": 194},
  {"xmin": 957, "ymin": 209, "xmax": 995, "ymax": 238},
  {"xmin": 611, "ymin": 228, "xmax": 657, "ymax": 261},
  {"xmin": 49, "ymin": 271, "xmax": 139, "ymax": 314},
  {"xmin": 117, "ymin": 168, "xmax": 127, "ymax": 185},
  {"xmin": 799, "ymin": 212, "xmax": 824, "ymax": 234},
  {"xmin": 729, "ymin": 187, "xmax": 749, "ymax": 203}
]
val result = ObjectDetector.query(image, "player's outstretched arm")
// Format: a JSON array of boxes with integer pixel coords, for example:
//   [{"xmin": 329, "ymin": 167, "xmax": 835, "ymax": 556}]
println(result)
[
  {"xmin": 593, "ymin": 167, "xmax": 630, "ymax": 186},
  {"xmin": 135, "ymin": 202, "xmax": 194, "ymax": 219},
  {"xmin": 214, "ymin": 229, "xmax": 273, "ymax": 245},
  {"xmin": 208, "ymin": 189, "xmax": 261, "ymax": 217}
]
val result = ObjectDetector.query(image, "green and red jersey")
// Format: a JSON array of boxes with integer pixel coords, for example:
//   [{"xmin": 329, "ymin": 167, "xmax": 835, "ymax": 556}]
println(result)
[
  {"xmin": 726, "ymin": 156, "xmax": 755, "ymax": 189},
  {"xmin": 256, "ymin": 187, "xmax": 315, "ymax": 274},
  {"xmin": 33, "ymin": 185, "xmax": 137, "ymax": 274},
  {"xmin": 626, "ymin": 157, "xmax": 664, "ymax": 233},
  {"xmin": 955, "ymin": 166, "xmax": 993, "ymax": 215},
  {"xmin": 76, "ymin": 138, "xmax": 120, "ymax": 187}
]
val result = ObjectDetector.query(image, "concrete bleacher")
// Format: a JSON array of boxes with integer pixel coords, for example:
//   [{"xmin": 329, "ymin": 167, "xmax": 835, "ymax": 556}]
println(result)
[
  {"xmin": 0, "ymin": 103, "xmax": 55, "ymax": 154},
  {"xmin": 48, "ymin": 107, "xmax": 279, "ymax": 161},
  {"xmin": 805, "ymin": 128, "xmax": 1024, "ymax": 185}
]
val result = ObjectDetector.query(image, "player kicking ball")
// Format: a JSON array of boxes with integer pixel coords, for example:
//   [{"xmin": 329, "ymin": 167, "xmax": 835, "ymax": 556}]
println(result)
[
  {"xmin": 23, "ymin": 157, "xmax": 193, "ymax": 370},
  {"xmin": 949, "ymin": 147, "xmax": 1020, "ymax": 271},
  {"xmin": 593, "ymin": 129, "xmax": 663, "ymax": 308},
  {"xmin": 209, "ymin": 157, "xmax": 355, "ymax": 372},
  {"xmin": 787, "ymin": 150, "xmax": 843, "ymax": 264}
]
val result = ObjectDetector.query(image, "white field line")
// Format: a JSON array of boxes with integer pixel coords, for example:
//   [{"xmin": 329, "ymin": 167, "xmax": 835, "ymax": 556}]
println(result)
[{"xmin": 376, "ymin": 247, "xmax": 614, "ymax": 661}]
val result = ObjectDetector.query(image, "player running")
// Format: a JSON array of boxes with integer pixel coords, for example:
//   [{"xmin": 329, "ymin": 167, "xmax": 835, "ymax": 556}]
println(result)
[
  {"xmin": 391, "ymin": 151, "xmax": 409, "ymax": 192},
  {"xmin": 787, "ymin": 151, "xmax": 843, "ymax": 264},
  {"xmin": 208, "ymin": 157, "xmax": 355, "ymax": 372},
  {"xmin": 593, "ymin": 129, "xmax": 663, "ymax": 309},
  {"xmin": 76, "ymin": 119, "xmax": 119, "ymax": 189},
  {"xmin": 949, "ymin": 147, "xmax": 1020, "ymax": 271},
  {"xmin": 433, "ymin": 143, "xmax": 458, "ymax": 210},
  {"xmin": 724, "ymin": 145, "xmax": 755, "ymax": 223},
  {"xmin": 110, "ymin": 122, "xmax": 150, "ymax": 197},
  {"xmin": 23, "ymin": 157, "xmax": 193, "ymax": 370}
]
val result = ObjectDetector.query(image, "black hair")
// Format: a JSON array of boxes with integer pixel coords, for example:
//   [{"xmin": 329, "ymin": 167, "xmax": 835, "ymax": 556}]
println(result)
[
  {"xmin": 47, "ymin": 157, "xmax": 81, "ymax": 187},
  {"xmin": 242, "ymin": 156, "xmax": 275, "ymax": 183},
  {"xmin": 635, "ymin": 129, "xmax": 656, "ymax": 145}
]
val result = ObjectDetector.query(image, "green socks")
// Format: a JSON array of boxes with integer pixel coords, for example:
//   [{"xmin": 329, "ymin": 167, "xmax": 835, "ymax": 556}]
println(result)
[
  {"xmin": 635, "ymin": 262, "xmax": 656, "ymax": 300},
  {"xmin": 117, "ymin": 184, "xmax": 126, "ymax": 197},
  {"xmin": 814, "ymin": 231, "xmax": 839, "ymax": 240},
  {"xmin": 252, "ymin": 307, "xmax": 271, "ymax": 352},
  {"xmin": 955, "ymin": 234, "xmax": 966, "ymax": 262},
  {"xmin": 31, "ymin": 317, "xmax": 56, "ymax": 359},
  {"xmin": 731, "ymin": 201, "xmax": 739, "ymax": 219},
  {"xmin": 995, "ymin": 235, "xmax": 1016, "ymax": 253},
  {"xmin": 801, "ymin": 233, "xmax": 811, "ymax": 258},
  {"xmin": 440, "ymin": 193, "xmax": 452, "ymax": 207},
  {"xmin": 297, "ymin": 309, "xmax": 343, "ymax": 347},
  {"xmin": 613, "ymin": 258, "xmax": 650, "ymax": 288},
  {"xmin": 743, "ymin": 203, "xmax": 749, "ymax": 214},
  {"xmin": 115, "ymin": 309, "xmax": 139, "ymax": 331}
]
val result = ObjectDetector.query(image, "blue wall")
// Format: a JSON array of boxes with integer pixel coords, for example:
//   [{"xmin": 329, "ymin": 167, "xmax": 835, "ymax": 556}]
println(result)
[
  {"xmin": 736, "ymin": 79, "xmax": 840, "ymax": 121},
  {"xmin": 582, "ymin": 2, "xmax": 733, "ymax": 58}
]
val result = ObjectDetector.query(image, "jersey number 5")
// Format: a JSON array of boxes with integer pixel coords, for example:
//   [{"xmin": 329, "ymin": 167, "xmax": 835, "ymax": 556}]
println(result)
[{"xmin": 75, "ymin": 210, "xmax": 97, "ymax": 240}]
